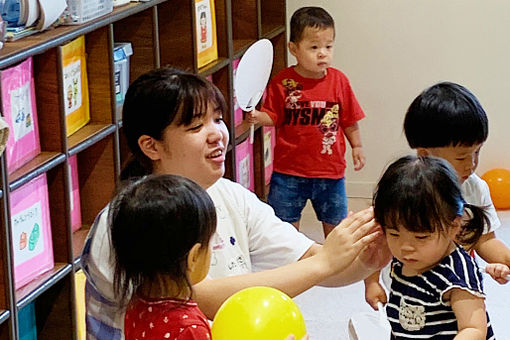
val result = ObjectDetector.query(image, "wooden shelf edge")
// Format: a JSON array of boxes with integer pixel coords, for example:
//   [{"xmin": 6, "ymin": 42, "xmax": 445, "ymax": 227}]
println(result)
[
  {"xmin": 0, "ymin": 310, "xmax": 9, "ymax": 325},
  {"xmin": 8, "ymin": 152, "xmax": 66, "ymax": 192},
  {"xmin": 234, "ymin": 121, "xmax": 262, "ymax": 142},
  {"xmin": 262, "ymin": 25, "xmax": 285, "ymax": 40},
  {"xmin": 15, "ymin": 263, "xmax": 72, "ymax": 310},
  {"xmin": 198, "ymin": 57, "xmax": 230, "ymax": 77},
  {"xmin": 0, "ymin": 0, "xmax": 167, "ymax": 69},
  {"xmin": 72, "ymin": 225, "xmax": 91, "ymax": 264},
  {"xmin": 68, "ymin": 124, "xmax": 116, "ymax": 156},
  {"xmin": 233, "ymin": 39, "xmax": 258, "ymax": 59}
]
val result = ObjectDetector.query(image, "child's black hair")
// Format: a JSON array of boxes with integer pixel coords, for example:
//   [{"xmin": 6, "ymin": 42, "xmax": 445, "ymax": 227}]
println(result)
[
  {"xmin": 109, "ymin": 174, "xmax": 217, "ymax": 303},
  {"xmin": 373, "ymin": 155, "xmax": 488, "ymax": 247},
  {"xmin": 289, "ymin": 7, "xmax": 335, "ymax": 43},
  {"xmin": 404, "ymin": 82, "xmax": 488, "ymax": 148},
  {"xmin": 120, "ymin": 67, "xmax": 227, "ymax": 179}
]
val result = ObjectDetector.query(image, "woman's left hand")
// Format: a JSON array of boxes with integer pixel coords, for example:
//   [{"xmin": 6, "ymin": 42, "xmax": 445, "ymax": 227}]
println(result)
[{"xmin": 358, "ymin": 228, "xmax": 391, "ymax": 271}]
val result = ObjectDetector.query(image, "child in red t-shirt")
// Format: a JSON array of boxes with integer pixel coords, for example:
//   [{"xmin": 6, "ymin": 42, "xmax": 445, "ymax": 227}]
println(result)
[
  {"xmin": 248, "ymin": 7, "xmax": 366, "ymax": 237},
  {"xmin": 109, "ymin": 175, "xmax": 216, "ymax": 340}
]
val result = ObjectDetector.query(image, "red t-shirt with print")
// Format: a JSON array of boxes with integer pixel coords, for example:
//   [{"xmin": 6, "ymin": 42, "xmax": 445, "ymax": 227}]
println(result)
[
  {"xmin": 261, "ymin": 66, "xmax": 365, "ymax": 179},
  {"xmin": 124, "ymin": 297, "xmax": 211, "ymax": 340}
]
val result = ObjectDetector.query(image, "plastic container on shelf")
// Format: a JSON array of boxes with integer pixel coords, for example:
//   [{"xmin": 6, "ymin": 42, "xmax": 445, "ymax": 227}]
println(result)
[
  {"xmin": 64, "ymin": 0, "xmax": 114, "ymax": 25},
  {"xmin": 113, "ymin": 42, "xmax": 133, "ymax": 105},
  {"xmin": 113, "ymin": 0, "xmax": 129, "ymax": 7}
]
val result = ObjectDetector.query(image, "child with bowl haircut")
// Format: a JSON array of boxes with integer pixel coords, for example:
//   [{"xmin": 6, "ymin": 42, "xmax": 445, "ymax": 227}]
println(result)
[{"xmin": 248, "ymin": 6, "xmax": 366, "ymax": 237}]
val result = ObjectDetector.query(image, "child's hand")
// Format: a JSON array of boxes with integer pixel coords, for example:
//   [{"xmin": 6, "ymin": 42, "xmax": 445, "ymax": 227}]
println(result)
[
  {"xmin": 246, "ymin": 109, "xmax": 260, "ymax": 124},
  {"xmin": 245, "ymin": 109, "xmax": 274, "ymax": 126},
  {"xmin": 485, "ymin": 263, "xmax": 510, "ymax": 284},
  {"xmin": 352, "ymin": 146, "xmax": 365, "ymax": 171},
  {"xmin": 365, "ymin": 280, "xmax": 388, "ymax": 310}
]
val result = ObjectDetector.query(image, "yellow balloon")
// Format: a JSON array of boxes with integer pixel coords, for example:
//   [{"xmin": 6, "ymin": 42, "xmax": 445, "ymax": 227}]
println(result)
[{"xmin": 211, "ymin": 286, "xmax": 307, "ymax": 340}]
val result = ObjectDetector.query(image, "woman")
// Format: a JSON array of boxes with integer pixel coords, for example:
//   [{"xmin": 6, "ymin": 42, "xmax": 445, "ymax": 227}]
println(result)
[{"xmin": 81, "ymin": 68, "xmax": 389, "ymax": 340}]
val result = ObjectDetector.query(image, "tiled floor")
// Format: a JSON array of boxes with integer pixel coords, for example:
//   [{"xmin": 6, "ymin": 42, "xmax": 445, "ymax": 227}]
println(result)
[{"xmin": 294, "ymin": 200, "xmax": 510, "ymax": 339}]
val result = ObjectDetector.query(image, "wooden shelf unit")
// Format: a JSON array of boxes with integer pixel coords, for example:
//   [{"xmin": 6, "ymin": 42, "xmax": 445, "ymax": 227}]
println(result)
[{"xmin": 0, "ymin": 0, "xmax": 287, "ymax": 338}]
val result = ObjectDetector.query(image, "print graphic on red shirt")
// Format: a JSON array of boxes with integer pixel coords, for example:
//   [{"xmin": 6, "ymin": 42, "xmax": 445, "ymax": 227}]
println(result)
[
  {"xmin": 124, "ymin": 297, "xmax": 211, "ymax": 340},
  {"xmin": 262, "ymin": 67, "xmax": 365, "ymax": 179}
]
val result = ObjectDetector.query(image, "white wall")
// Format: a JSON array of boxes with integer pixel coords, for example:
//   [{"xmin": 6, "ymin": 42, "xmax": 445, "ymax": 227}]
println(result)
[{"xmin": 287, "ymin": 1, "xmax": 510, "ymax": 198}]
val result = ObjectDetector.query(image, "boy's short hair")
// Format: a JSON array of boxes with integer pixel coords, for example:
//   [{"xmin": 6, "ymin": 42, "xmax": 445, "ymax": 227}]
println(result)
[
  {"xmin": 289, "ymin": 7, "xmax": 334, "ymax": 43},
  {"xmin": 404, "ymin": 82, "xmax": 488, "ymax": 148}
]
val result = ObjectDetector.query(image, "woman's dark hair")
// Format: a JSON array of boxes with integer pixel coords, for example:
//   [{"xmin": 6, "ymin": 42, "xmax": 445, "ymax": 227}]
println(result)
[
  {"xmin": 121, "ymin": 67, "xmax": 227, "ymax": 180},
  {"xmin": 289, "ymin": 7, "xmax": 335, "ymax": 43},
  {"xmin": 373, "ymin": 155, "xmax": 488, "ymax": 247},
  {"xmin": 109, "ymin": 174, "xmax": 217, "ymax": 303},
  {"xmin": 404, "ymin": 82, "xmax": 488, "ymax": 149}
]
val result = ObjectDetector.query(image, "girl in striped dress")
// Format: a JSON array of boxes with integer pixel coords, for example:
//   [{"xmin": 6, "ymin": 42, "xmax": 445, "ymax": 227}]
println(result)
[{"xmin": 373, "ymin": 155, "xmax": 496, "ymax": 339}]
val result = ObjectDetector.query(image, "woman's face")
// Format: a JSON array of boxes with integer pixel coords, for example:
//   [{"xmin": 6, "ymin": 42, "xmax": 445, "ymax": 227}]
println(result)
[{"xmin": 152, "ymin": 102, "xmax": 229, "ymax": 188}]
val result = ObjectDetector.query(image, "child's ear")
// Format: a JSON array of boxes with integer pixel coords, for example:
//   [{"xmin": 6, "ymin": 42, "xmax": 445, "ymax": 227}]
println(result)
[
  {"xmin": 416, "ymin": 148, "xmax": 430, "ymax": 157},
  {"xmin": 138, "ymin": 135, "xmax": 161, "ymax": 161},
  {"xmin": 187, "ymin": 243, "xmax": 203, "ymax": 273},
  {"xmin": 449, "ymin": 216, "xmax": 463, "ymax": 239},
  {"xmin": 288, "ymin": 41, "xmax": 298, "ymax": 57}
]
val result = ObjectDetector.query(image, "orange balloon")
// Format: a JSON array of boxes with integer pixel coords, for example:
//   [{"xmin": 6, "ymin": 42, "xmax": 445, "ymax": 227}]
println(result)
[{"xmin": 481, "ymin": 168, "xmax": 510, "ymax": 210}]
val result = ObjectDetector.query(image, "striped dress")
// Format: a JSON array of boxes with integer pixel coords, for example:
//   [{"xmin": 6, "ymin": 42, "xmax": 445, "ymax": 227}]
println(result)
[{"xmin": 388, "ymin": 245, "xmax": 495, "ymax": 339}]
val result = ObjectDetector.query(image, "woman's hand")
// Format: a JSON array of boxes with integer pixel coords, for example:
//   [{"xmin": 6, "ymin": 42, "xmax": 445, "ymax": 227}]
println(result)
[
  {"xmin": 318, "ymin": 207, "xmax": 382, "ymax": 276},
  {"xmin": 358, "ymin": 229, "xmax": 392, "ymax": 271}
]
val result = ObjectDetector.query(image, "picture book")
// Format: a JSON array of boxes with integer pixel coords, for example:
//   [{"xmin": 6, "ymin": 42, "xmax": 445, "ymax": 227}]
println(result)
[
  {"xmin": 69, "ymin": 154, "xmax": 82, "ymax": 232},
  {"xmin": 232, "ymin": 58, "xmax": 243, "ymax": 126},
  {"xmin": 0, "ymin": 56, "xmax": 41, "ymax": 174},
  {"xmin": 60, "ymin": 35, "xmax": 90, "ymax": 136},
  {"xmin": 10, "ymin": 173, "xmax": 54, "ymax": 289},
  {"xmin": 263, "ymin": 126, "xmax": 275, "ymax": 185},
  {"xmin": 235, "ymin": 138, "xmax": 254, "ymax": 192},
  {"xmin": 195, "ymin": 0, "xmax": 218, "ymax": 68}
]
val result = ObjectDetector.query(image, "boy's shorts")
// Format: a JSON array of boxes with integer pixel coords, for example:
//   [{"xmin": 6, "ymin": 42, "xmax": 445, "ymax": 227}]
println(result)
[{"xmin": 267, "ymin": 172, "xmax": 348, "ymax": 226}]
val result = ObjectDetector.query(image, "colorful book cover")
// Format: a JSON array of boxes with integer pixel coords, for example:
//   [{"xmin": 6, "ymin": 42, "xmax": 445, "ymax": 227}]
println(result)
[
  {"xmin": 69, "ymin": 155, "xmax": 82, "ymax": 232},
  {"xmin": 195, "ymin": 0, "xmax": 218, "ymax": 68},
  {"xmin": 232, "ymin": 58, "xmax": 243, "ymax": 126},
  {"xmin": 235, "ymin": 138, "xmax": 254, "ymax": 192},
  {"xmin": 18, "ymin": 301, "xmax": 37, "ymax": 340},
  {"xmin": 263, "ymin": 126, "xmax": 276, "ymax": 185},
  {"xmin": 74, "ymin": 269, "xmax": 87, "ymax": 340},
  {"xmin": 0, "ymin": 56, "xmax": 41, "ymax": 174},
  {"xmin": 10, "ymin": 173, "xmax": 54, "ymax": 289},
  {"xmin": 60, "ymin": 35, "xmax": 90, "ymax": 137}
]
